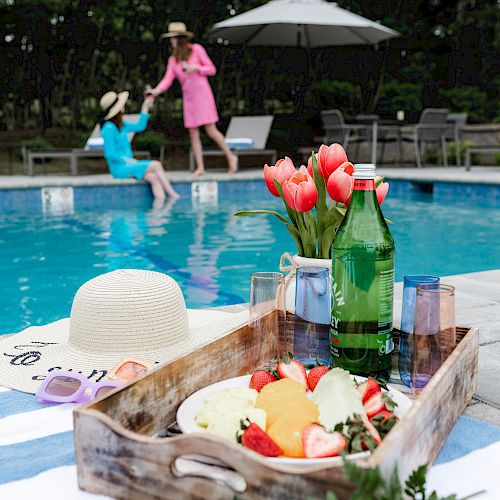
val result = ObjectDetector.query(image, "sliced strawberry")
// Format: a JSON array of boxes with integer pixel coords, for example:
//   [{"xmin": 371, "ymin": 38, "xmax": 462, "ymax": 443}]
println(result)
[
  {"xmin": 302, "ymin": 424, "xmax": 347, "ymax": 458},
  {"xmin": 307, "ymin": 366, "xmax": 330, "ymax": 391},
  {"xmin": 362, "ymin": 416, "xmax": 382, "ymax": 447},
  {"xmin": 277, "ymin": 357, "xmax": 308, "ymax": 389},
  {"xmin": 371, "ymin": 410, "xmax": 394, "ymax": 422},
  {"xmin": 249, "ymin": 370, "xmax": 276, "ymax": 392},
  {"xmin": 241, "ymin": 423, "xmax": 283, "ymax": 457},
  {"xmin": 357, "ymin": 378, "xmax": 381, "ymax": 404},
  {"xmin": 364, "ymin": 392, "xmax": 387, "ymax": 418}
]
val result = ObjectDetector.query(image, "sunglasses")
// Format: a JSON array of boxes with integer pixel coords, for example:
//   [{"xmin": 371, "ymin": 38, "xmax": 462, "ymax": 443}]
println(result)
[
  {"xmin": 36, "ymin": 371, "xmax": 122, "ymax": 404},
  {"xmin": 107, "ymin": 357, "xmax": 152, "ymax": 382}
]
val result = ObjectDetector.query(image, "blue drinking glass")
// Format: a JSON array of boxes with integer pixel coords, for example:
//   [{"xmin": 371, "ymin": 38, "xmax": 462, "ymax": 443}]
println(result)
[
  {"xmin": 294, "ymin": 267, "xmax": 331, "ymax": 365},
  {"xmin": 399, "ymin": 275, "xmax": 440, "ymax": 386}
]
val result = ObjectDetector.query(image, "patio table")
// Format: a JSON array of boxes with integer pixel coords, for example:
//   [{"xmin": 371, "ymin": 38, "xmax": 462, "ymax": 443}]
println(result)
[{"xmin": 0, "ymin": 383, "xmax": 499, "ymax": 498}]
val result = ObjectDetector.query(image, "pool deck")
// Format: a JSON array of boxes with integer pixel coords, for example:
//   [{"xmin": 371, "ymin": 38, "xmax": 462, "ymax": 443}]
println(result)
[{"xmin": 0, "ymin": 165, "xmax": 499, "ymax": 189}]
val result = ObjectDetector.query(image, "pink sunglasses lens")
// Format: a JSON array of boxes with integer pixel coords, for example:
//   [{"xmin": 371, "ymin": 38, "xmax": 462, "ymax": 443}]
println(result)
[
  {"xmin": 115, "ymin": 362, "xmax": 148, "ymax": 381},
  {"xmin": 45, "ymin": 376, "xmax": 82, "ymax": 397},
  {"xmin": 95, "ymin": 385, "xmax": 117, "ymax": 398}
]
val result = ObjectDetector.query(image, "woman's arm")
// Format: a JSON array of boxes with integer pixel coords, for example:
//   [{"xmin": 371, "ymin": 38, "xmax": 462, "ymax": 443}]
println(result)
[
  {"xmin": 153, "ymin": 57, "xmax": 176, "ymax": 95},
  {"xmin": 123, "ymin": 112, "xmax": 150, "ymax": 133},
  {"xmin": 193, "ymin": 44, "xmax": 216, "ymax": 76},
  {"xmin": 101, "ymin": 125, "xmax": 127, "ymax": 164}
]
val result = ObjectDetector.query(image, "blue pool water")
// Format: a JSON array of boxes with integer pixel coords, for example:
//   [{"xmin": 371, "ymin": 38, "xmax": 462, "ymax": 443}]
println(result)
[{"xmin": 1, "ymin": 180, "xmax": 499, "ymax": 334}]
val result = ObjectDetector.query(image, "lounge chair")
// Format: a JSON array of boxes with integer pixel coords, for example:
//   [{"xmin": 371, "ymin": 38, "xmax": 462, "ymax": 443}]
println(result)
[
  {"xmin": 27, "ymin": 114, "xmax": 151, "ymax": 176},
  {"xmin": 188, "ymin": 115, "xmax": 277, "ymax": 171},
  {"xmin": 399, "ymin": 108, "xmax": 449, "ymax": 168},
  {"xmin": 465, "ymin": 144, "xmax": 500, "ymax": 170}
]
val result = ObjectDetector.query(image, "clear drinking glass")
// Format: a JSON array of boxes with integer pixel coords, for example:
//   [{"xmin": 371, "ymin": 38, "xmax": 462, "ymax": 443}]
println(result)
[
  {"xmin": 411, "ymin": 283, "xmax": 456, "ymax": 395},
  {"xmin": 294, "ymin": 267, "xmax": 331, "ymax": 365},
  {"xmin": 399, "ymin": 275, "xmax": 440, "ymax": 387},
  {"xmin": 249, "ymin": 272, "xmax": 287, "ymax": 354}
]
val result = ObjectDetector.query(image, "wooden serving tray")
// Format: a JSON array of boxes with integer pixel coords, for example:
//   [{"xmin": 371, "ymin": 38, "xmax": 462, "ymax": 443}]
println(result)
[{"xmin": 74, "ymin": 314, "xmax": 478, "ymax": 499}]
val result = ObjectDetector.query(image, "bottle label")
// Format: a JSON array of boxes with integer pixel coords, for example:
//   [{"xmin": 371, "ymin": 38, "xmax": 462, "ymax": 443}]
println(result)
[
  {"xmin": 353, "ymin": 179, "xmax": 375, "ymax": 191},
  {"xmin": 330, "ymin": 265, "xmax": 394, "ymax": 357}
]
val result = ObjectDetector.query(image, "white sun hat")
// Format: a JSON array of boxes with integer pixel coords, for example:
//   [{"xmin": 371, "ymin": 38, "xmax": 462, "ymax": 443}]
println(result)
[
  {"xmin": 0, "ymin": 269, "xmax": 247, "ymax": 394},
  {"xmin": 99, "ymin": 90, "xmax": 129, "ymax": 121}
]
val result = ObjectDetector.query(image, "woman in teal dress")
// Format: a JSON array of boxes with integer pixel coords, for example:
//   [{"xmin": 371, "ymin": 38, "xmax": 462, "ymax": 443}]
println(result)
[{"xmin": 99, "ymin": 91, "xmax": 179, "ymax": 203}]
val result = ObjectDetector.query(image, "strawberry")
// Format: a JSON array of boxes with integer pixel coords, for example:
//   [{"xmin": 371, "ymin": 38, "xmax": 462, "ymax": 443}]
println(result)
[
  {"xmin": 371, "ymin": 410, "xmax": 394, "ymax": 422},
  {"xmin": 362, "ymin": 416, "xmax": 382, "ymax": 447},
  {"xmin": 302, "ymin": 424, "xmax": 347, "ymax": 458},
  {"xmin": 277, "ymin": 355, "xmax": 308, "ymax": 389},
  {"xmin": 249, "ymin": 370, "xmax": 276, "ymax": 392},
  {"xmin": 364, "ymin": 392, "xmax": 386, "ymax": 418},
  {"xmin": 241, "ymin": 423, "xmax": 283, "ymax": 457},
  {"xmin": 307, "ymin": 366, "xmax": 330, "ymax": 391},
  {"xmin": 357, "ymin": 378, "xmax": 381, "ymax": 404}
]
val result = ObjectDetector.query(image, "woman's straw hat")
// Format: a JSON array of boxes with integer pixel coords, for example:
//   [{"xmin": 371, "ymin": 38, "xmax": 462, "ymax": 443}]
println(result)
[
  {"xmin": 0, "ymin": 270, "xmax": 247, "ymax": 394},
  {"xmin": 161, "ymin": 22, "xmax": 194, "ymax": 39},
  {"xmin": 99, "ymin": 91, "xmax": 129, "ymax": 121}
]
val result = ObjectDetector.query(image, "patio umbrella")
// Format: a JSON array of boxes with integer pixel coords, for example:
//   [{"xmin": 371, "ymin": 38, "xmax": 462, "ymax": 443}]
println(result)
[{"xmin": 208, "ymin": 0, "xmax": 399, "ymax": 48}]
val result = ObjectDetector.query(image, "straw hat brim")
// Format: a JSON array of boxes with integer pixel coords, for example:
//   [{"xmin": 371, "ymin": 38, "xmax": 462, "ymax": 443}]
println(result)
[
  {"xmin": 160, "ymin": 31, "xmax": 193, "ymax": 39},
  {"xmin": 0, "ymin": 308, "xmax": 247, "ymax": 394},
  {"xmin": 104, "ymin": 91, "xmax": 129, "ymax": 121}
]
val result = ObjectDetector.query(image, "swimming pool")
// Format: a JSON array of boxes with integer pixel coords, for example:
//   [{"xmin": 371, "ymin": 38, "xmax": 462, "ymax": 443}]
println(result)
[{"xmin": 1, "ymin": 179, "xmax": 499, "ymax": 334}]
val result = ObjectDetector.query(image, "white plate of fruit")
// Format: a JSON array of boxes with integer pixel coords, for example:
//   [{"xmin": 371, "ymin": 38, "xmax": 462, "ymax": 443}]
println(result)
[{"xmin": 177, "ymin": 357, "xmax": 412, "ymax": 471}]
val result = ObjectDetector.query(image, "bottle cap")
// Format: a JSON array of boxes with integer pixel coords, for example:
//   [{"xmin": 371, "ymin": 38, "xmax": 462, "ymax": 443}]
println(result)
[{"xmin": 353, "ymin": 163, "xmax": 376, "ymax": 179}]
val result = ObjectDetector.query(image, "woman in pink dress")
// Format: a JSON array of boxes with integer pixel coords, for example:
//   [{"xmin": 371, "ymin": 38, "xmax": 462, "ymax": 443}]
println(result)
[{"xmin": 149, "ymin": 22, "xmax": 237, "ymax": 176}]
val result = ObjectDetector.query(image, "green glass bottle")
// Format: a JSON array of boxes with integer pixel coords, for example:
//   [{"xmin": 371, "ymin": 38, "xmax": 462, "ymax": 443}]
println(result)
[{"xmin": 330, "ymin": 164, "xmax": 395, "ymax": 378}]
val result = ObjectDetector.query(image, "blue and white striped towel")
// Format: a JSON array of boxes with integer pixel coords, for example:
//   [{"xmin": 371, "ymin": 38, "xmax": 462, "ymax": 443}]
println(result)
[{"xmin": 1, "ymin": 385, "xmax": 499, "ymax": 499}]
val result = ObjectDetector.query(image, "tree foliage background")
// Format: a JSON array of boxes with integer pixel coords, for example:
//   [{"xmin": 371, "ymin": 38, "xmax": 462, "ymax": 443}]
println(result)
[{"xmin": 0, "ymin": 0, "xmax": 498, "ymax": 143}]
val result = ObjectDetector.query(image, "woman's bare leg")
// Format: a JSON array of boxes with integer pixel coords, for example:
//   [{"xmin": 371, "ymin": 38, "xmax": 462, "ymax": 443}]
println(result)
[
  {"xmin": 148, "ymin": 161, "xmax": 180, "ymax": 199},
  {"xmin": 204, "ymin": 123, "xmax": 238, "ymax": 174},
  {"xmin": 144, "ymin": 171, "xmax": 166, "ymax": 205},
  {"xmin": 189, "ymin": 127, "xmax": 205, "ymax": 176}
]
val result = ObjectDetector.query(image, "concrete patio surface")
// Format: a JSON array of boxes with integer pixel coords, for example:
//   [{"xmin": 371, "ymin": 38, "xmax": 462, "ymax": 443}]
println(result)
[{"xmin": 0, "ymin": 165, "xmax": 499, "ymax": 189}]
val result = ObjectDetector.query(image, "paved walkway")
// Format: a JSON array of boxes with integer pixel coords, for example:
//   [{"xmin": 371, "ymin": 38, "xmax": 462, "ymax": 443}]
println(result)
[
  {"xmin": 393, "ymin": 269, "xmax": 500, "ymax": 426},
  {"xmin": 0, "ymin": 165, "xmax": 499, "ymax": 189}
]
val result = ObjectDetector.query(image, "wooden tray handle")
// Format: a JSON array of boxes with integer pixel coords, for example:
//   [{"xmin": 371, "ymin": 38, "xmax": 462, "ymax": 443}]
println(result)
[
  {"xmin": 172, "ymin": 454, "xmax": 247, "ymax": 493},
  {"xmin": 75, "ymin": 411, "xmax": 356, "ymax": 499}
]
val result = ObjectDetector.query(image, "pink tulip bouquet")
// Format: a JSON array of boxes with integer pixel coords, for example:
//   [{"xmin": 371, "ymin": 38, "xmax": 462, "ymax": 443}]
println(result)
[{"xmin": 235, "ymin": 143, "xmax": 389, "ymax": 259}]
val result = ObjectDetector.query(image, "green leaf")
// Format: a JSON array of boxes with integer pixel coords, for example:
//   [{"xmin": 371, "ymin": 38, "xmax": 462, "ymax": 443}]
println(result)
[
  {"xmin": 405, "ymin": 464, "xmax": 428, "ymax": 499},
  {"xmin": 311, "ymin": 152, "xmax": 328, "ymax": 257},
  {"xmin": 325, "ymin": 492, "xmax": 339, "ymax": 500},
  {"xmin": 383, "ymin": 466, "xmax": 404, "ymax": 500},
  {"xmin": 385, "ymin": 217, "xmax": 394, "ymax": 225},
  {"xmin": 305, "ymin": 210, "xmax": 317, "ymax": 242},
  {"xmin": 321, "ymin": 224, "xmax": 338, "ymax": 260},
  {"xmin": 336, "ymin": 206, "xmax": 347, "ymax": 216},
  {"xmin": 286, "ymin": 224, "xmax": 304, "ymax": 257},
  {"xmin": 375, "ymin": 176, "xmax": 385, "ymax": 188},
  {"xmin": 234, "ymin": 210, "xmax": 289, "ymax": 225},
  {"xmin": 325, "ymin": 205, "xmax": 344, "ymax": 228},
  {"xmin": 297, "ymin": 212, "xmax": 317, "ymax": 258}
]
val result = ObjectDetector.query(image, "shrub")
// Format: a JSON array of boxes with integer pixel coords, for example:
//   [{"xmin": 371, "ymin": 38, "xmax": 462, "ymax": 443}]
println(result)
[
  {"xmin": 439, "ymin": 86, "xmax": 488, "ymax": 123},
  {"xmin": 376, "ymin": 81, "xmax": 422, "ymax": 122},
  {"xmin": 133, "ymin": 130, "xmax": 166, "ymax": 157},
  {"xmin": 22, "ymin": 136, "xmax": 54, "ymax": 151}
]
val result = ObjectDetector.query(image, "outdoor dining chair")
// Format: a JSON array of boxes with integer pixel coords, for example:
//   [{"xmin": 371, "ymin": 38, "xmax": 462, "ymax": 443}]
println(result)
[
  {"xmin": 400, "ymin": 108, "xmax": 449, "ymax": 168},
  {"xmin": 320, "ymin": 109, "xmax": 371, "ymax": 151},
  {"xmin": 445, "ymin": 113, "xmax": 468, "ymax": 167}
]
